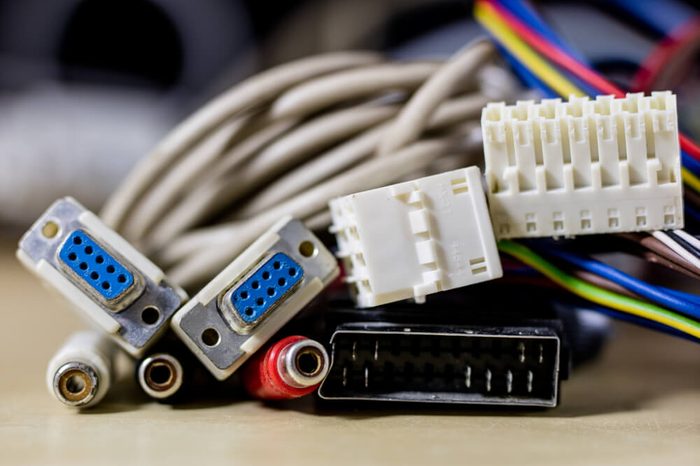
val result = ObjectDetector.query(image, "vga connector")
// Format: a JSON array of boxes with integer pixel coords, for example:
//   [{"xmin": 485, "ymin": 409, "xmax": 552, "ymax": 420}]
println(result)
[
  {"xmin": 171, "ymin": 217, "xmax": 339, "ymax": 380},
  {"xmin": 17, "ymin": 197, "xmax": 187, "ymax": 356}
]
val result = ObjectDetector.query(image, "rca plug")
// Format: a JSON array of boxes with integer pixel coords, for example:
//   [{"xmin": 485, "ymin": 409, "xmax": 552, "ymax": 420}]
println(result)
[
  {"xmin": 137, "ymin": 353, "xmax": 184, "ymax": 400},
  {"xmin": 47, "ymin": 330, "xmax": 116, "ymax": 408},
  {"xmin": 242, "ymin": 335, "xmax": 329, "ymax": 400}
]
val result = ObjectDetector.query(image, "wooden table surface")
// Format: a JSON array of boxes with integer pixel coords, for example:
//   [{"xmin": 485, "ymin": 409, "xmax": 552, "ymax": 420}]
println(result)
[{"xmin": 0, "ymin": 237, "xmax": 699, "ymax": 465}]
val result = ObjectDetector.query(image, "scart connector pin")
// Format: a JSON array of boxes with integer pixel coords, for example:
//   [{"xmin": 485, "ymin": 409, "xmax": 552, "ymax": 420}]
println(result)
[
  {"xmin": 17, "ymin": 197, "xmax": 187, "ymax": 357},
  {"xmin": 171, "ymin": 216, "xmax": 339, "ymax": 381}
]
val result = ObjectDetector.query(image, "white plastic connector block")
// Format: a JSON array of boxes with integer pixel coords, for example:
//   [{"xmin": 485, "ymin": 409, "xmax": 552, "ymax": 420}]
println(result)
[
  {"xmin": 329, "ymin": 166, "xmax": 502, "ymax": 308},
  {"xmin": 482, "ymin": 92, "xmax": 684, "ymax": 239}
]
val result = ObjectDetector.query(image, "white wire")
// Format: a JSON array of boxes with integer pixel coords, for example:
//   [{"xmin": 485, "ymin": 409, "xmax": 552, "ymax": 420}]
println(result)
[{"xmin": 652, "ymin": 231, "xmax": 700, "ymax": 271}]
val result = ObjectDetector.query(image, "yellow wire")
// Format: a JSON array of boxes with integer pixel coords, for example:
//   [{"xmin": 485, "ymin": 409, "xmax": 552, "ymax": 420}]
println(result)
[
  {"xmin": 499, "ymin": 240, "xmax": 700, "ymax": 339},
  {"xmin": 477, "ymin": 1, "xmax": 700, "ymax": 196},
  {"xmin": 682, "ymin": 168, "xmax": 700, "ymax": 194},
  {"xmin": 474, "ymin": 3, "xmax": 583, "ymax": 98}
]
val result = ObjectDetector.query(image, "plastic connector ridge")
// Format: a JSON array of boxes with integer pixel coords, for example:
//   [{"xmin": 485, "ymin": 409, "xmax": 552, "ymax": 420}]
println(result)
[
  {"xmin": 482, "ymin": 92, "xmax": 683, "ymax": 239},
  {"xmin": 329, "ymin": 166, "xmax": 502, "ymax": 308}
]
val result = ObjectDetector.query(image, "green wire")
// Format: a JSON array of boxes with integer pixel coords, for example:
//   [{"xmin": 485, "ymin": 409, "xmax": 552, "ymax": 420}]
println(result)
[{"xmin": 498, "ymin": 240, "xmax": 700, "ymax": 339}]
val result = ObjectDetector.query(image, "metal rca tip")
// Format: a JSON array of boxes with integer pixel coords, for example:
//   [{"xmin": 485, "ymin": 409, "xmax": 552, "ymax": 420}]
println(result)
[
  {"xmin": 53, "ymin": 362, "xmax": 99, "ymax": 408},
  {"xmin": 280, "ymin": 339, "xmax": 329, "ymax": 389},
  {"xmin": 137, "ymin": 353, "xmax": 183, "ymax": 400}
]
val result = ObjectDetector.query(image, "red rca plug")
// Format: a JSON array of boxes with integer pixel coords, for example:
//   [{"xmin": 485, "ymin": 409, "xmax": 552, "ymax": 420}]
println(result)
[{"xmin": 242, "ymin": 335, "xmax": 329, "ymax": 400}]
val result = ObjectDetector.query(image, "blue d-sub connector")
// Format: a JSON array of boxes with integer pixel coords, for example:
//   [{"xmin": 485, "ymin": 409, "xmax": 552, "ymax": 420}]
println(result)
[
  {"xmin": 230, "ymin": 252, "xmax": 304, "ymax": 325},
  {"xmin": 59, "ymin": 230, "xmax": 135, "ymax": 302}
]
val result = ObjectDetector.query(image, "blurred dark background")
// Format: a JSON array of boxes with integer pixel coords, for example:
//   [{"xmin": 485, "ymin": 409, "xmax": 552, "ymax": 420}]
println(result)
[{"xmin": 1, "ymin": 0, "xmax": 698, "ymax": 227}]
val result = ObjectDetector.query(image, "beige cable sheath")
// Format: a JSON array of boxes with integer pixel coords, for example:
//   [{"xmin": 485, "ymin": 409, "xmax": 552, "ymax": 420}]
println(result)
[
  {"xmin": 100, "ymin": 51, "xmax": 382, "ymax": 230},
  {"xmin": 121, "ymin": 117, "xmax": 251, "ymax": 242},
  {"xmin": 236, "ymin": 93, "xmax": 488, "ymax": 217},
  {"xmin": 270, "ymin": 62, "xmax": 440, "ymax": 119},
  {"xmin": 128, "ymin": 104, "xmax": 396, "ymax": 242},
  {"xmin": 166, "ymin": 136, "xmax": 479, "ymax": 285},
  {"xmin": 143, "ymin": 119, "xmax": 300, "ymax": 250},
  {"xmin": 213, "ymin": 104, "xmax": 400, "ymax": 206},
  {"xmin": 378, "ymin": 40, "xmax": 495, "ymax": 156}
]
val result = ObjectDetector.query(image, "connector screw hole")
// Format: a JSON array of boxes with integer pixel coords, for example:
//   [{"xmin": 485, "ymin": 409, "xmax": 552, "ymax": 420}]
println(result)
[
  {"xmin": 201, "ymin": 328, "xmax": 220, "ymax": 347},
  {"xmin": 141, "ymin": 306, "xmax": 160, "ymax": 325},
  {"xmin": 298, "ymin": 240, "xmax": 317, "ymax": 258},
  {"xmin": 41, "ymin": 221, "xmax": 60, "ymax": 239}
]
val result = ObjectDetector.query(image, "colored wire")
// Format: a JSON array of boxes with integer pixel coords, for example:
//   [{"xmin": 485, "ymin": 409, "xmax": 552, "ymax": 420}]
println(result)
[
  {"xmin": 476, "ymin": 0, "xmax": 700, "ymax": 196},
  {"xmin": 540, "ymin": 246, "xmax": 700, "ymax": 321},
  {"xmin": 587, "ymin": 305, "xmax": 700, "ymax": 344},
  {"xmin": 476, "ymin": 0, "xmax": 700, "ymax": 164},
  {"xmin": 652, "ymin": 231, "xmax": 700, "ymax": 271},
  {"xmin": 498, "ymin": 240, "xmax": 700, "ymax": 339},
  {"xmin": 473, "ymin": 3, "xmax": 582, "ymax": 97},
  {"xmin": 672, "ymin": 230, "xmax": 700, "ymax": 255}
]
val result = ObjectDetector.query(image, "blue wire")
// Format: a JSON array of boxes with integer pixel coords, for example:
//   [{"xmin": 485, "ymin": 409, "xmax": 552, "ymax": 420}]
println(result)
[
  {"xmin": 540, "ymin": 246, "xmax": 700, "ymax": 321},
  {"xmin": 685, "ymin": 202, "xmax": 700, "ymax": 225},
  {"xmin": 608, "ymin": 0, "xmax": 695, "ymax": 37},
  {"xmin": 587, "ymin": 305, "xmax": 700, "ymax": 344},
  {"xmin": 497, "ymin": 45, "xmax": 557, "ymax": 98},
  {"xmin": 498, "ymin": 0, "xmax": 588, "ymax": 63},
  {"xmin": 682, "ymin": 150, "xmax": 700, "ymax": 176}
]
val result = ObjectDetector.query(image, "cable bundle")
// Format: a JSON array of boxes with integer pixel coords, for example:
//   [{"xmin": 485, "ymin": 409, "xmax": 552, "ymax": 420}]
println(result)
[
  {"xmin": 475, "ymin": 0, "xmax": 700, "ymax": 342},
  {"xmin": 99, "ymin": 41, "xmax": 515, "ymax": 289}
]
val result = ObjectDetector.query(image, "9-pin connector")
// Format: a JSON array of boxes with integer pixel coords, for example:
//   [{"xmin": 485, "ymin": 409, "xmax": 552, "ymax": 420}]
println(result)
[
  {"xmin": 171, "ymin": 217, "xmax": 339, "ymax": 380},
  {"xmin": 482, "ymin": 92, "xmax": 683, "ymax": 239},
  {"xmin": 17, "ymin": 197, "xmax": 187, "ymax": 356},
  {"xmin": 329, "ymin": 166, "xmax": 502, "ymax": 308}
]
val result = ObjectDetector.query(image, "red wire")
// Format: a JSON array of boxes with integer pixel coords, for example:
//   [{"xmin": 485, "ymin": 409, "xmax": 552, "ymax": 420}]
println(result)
[
  {"xmin": 633, "ymin": 17, "xmax": 700, "ymax": 92},
  {"xmin": 480, "ymin": 0, "xmax": 700, "ymax": 162}
]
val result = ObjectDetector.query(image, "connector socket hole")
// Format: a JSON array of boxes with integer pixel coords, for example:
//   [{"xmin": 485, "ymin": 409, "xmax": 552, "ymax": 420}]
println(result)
[
  {"xmin": 141, "ymin": 306, "xmax": 160, "ymax": 325},
  {"xmin": 201, "ymin": 328, "xmax": 220, "ymax": 347},
  {"xmin": 256, "ymin": 297, "xmax": 264, "ymax": 306},
  {"xmin": 296, "ymin": 349, "xmax": 323, "ymax": 377},
  {"xmin": 262, "ymin": 271, "xmax": 271, "ymax": 280},
  {"xmin": 251, "ymin": 281, "xmax": 260, "ymax": 289},
  {"xmin": 117, "ymin": 274, "xmax": 127, "ymax": 283},
  {"xmin": 95, "ymin": 255, "xmax": 104, "ymax": 264},
  {"xmin": 298, "ymin": 240, "xmax": 317, "ymax": 258},
  {"xmin": 106, "ymin": 265, "xmax": 115, "ymax": 274},
  {"xmin": 79, "ymin": 262, "xmax": 88, "ymax": 270},
  {"xmin": 278, "ymin": 278, "xmax": 286, "ymax": 286},
  {"xmin": 84, "ymin": 246, "xmax": 93, "ymax": 255},
  {"xmin": 273, "ymin": 261, "xmax": 282, "ymax": 270}
]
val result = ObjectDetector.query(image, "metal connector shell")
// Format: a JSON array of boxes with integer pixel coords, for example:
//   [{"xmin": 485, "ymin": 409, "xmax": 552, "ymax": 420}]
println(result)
[
  {"xmin": 18, "ymin": 197, "xmax": 187, "ymax": 356},
  {"xmin": 172, "ymin": 217, "xmax": 339, "ymax": 381}
]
